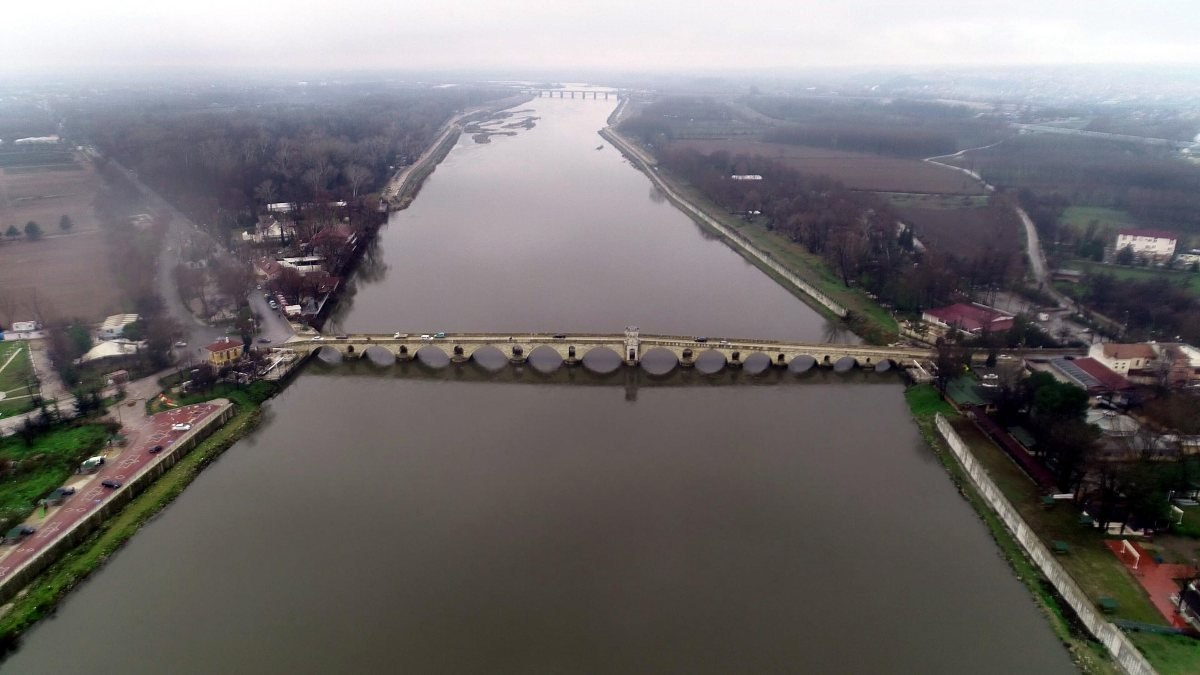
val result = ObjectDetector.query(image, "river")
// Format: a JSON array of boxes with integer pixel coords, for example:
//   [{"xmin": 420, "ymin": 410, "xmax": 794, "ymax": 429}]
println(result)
[{"xmin": 1, "ymin": 91, "xmax": 1075, "ymax": 673}]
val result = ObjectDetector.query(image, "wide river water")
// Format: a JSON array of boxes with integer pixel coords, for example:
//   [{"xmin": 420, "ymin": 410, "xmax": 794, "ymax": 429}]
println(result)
[{"xmin": 1, "ymin": 92, "xmax": 1075, "ymax": 673}]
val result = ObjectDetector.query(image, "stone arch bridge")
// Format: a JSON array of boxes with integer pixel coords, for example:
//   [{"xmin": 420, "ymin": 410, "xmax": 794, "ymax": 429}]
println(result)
[{"xmin": 285, "ymin": 327, "xmax": 940, "ymax": 371}]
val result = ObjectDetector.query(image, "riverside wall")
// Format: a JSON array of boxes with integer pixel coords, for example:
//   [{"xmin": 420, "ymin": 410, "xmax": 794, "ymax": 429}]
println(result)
[
  {"xmin": 600, "ymin": 127, "xmax": 848, "ymax": 319},
  {"xmin": 935, "ymin": 414, "xmax": 1157, "ymax": 675},
  {"xmin": 0, "ymin": 400, "xmax": 236, "ymax": 604}
]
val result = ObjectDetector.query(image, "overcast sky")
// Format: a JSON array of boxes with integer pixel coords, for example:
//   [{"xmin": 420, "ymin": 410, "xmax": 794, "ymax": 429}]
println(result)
[{"xmin": 5, "ymin": 0, "xmax": 1199, "ymax": 77}]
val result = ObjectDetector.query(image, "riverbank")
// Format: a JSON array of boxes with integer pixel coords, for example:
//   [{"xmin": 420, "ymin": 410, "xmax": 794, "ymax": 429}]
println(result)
[
  {"xmin": 0, "ymin": 386, "xmax": 272, "ymax": 647},
  {"xmin": 601, "ymin": 126, "xmax": 898, "ymax": 344},
  {"xmin": 903, "ymin": 384, "xmax": 1120, "ymax": 675}
]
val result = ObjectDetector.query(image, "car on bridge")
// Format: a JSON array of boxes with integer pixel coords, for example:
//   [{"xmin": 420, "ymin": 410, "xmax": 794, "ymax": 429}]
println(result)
[
  {"xmin": 101, "ymin": 479, "xmax": 123, "ymax": 489},
  {"xmin": 553, "ymin": 334, "xmax": 567, "ymax": 339},
  {"xmin": 393, "ymin": 332, "xmax": 408, "ymax": 338},
  {"xmin": 434, "ymin": 332, "xmax": 446, "ymax": 338},
  {"xmin": 694, "ymin": 337, "xmax": 708, "ymax": 343}
]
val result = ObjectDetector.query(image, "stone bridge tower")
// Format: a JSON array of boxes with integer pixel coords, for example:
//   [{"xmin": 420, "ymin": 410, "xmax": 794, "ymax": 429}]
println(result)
[{"xmin": 624, "ymin": 325, "xmax": 640, "ymax": 366}]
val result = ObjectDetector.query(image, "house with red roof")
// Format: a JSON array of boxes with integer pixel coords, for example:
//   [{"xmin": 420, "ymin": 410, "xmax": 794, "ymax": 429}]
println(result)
[
  {"xmin": 204, "ymin": 337, "xmax": 243, "ymax": 367},
  {"xmin": 921, "ymin": 302, "xmax": 1014, "ymax": 337}
]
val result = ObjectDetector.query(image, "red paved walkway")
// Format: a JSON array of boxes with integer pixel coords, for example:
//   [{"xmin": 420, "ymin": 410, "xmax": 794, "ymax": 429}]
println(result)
[
  {"xmin": 0, "ymin": 402, "xmax": 224, "ymax": 583},
  {"xmin": 1105, "ymin": 539, "xmax": 1193, "ymax": 629}
]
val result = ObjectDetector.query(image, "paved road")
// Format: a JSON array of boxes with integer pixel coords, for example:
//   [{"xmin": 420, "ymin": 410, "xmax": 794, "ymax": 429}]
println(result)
[
  {"xmin": 924, "ymin": 143, "xmax": 1065, "ymax": 305},
  {"xmin": 0, "ymin": 401, "xmax": 225, "ymax": 584}
]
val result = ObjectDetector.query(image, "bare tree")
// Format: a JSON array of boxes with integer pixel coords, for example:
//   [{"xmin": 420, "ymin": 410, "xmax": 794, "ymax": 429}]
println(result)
[
  {"xmin": 304, "ymin": 160, "xmax": 334, "ymax": 200},
  {"xmin": 254, "ymin": 179, "xmax": 278, "ymax": 208},
  {"xmin": 344, "ymin": 164, "xmax": 373, "ymax": 199}
]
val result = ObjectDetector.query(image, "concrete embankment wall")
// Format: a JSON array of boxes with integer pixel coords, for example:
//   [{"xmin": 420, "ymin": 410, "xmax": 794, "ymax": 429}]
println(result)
[
  {"xmin": 934, "ymin": 414, "xmax": 1157, "ymax": 675},
  {"xmin": 0, "ymin": 400, "xmax": 236, "ymax": 604},
  {"xmin": 599, "ymin": 127, "xmax": 848, "ymax": 319}
]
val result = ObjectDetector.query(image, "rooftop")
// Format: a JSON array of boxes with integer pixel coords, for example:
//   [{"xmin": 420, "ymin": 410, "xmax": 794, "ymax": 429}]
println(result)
[
  {"xmin": 1100, "ymin": 343, "xmax": 1155, "ymax": 360},
  {"xmin": 923, "ymin": 303, "xmax": 1014, "ymax": 333},
  {"xmin": 1116, "ymin": 228, "xmax": 1177, "ymax": 241},
  {"xmin": 204, "ymin": 337, "xmax": 242, "ymax": 353}
]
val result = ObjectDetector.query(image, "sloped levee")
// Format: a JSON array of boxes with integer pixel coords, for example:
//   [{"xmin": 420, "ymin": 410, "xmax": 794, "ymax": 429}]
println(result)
[{"xmin": 935, "ymin": 414, "xmax": 1157, "ymax": 675}]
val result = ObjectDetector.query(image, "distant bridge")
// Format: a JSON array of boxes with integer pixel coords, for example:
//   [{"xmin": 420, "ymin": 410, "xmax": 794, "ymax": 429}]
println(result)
[
  {"xmin": 284, "ymin": 327, "xmax": 1071, "ymax": 374},
  {"xmin": 522, "ymin": 88, "xmax": 621, "ymax": 100}
]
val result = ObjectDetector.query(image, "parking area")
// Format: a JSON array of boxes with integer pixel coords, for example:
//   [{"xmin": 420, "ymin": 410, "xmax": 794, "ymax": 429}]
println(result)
[{"xmin": 0, "ymin": 401, "xmax": 225, "ymax": 582}]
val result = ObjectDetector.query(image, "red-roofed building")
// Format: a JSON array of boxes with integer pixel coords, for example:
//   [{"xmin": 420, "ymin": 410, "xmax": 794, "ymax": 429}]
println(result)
[
  {"xmin": 204, "ymin": 337, "xmax": 243, "ymax": 367},
  {"xmin": 1115, "ymin": 228, "xmax": 1177, "ymax": 261},
  {"xmin": 922, "ymin": 303, "xmax": 1014, "ymax": 336}
]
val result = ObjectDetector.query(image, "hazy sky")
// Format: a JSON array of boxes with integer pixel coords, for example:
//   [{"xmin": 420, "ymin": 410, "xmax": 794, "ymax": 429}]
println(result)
[{"xmin": 5, "ymin": 0, "xmax": 1199, "ymax": 76}]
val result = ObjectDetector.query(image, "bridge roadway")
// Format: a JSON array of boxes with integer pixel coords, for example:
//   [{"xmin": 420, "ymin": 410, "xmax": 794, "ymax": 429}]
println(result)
[{"xmin": 288, "ymin": 328, "xmax": 956, "ymax": 370}]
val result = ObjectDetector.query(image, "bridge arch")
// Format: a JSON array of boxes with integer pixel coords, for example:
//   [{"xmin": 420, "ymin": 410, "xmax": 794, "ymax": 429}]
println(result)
[
  {"xmin": 639, "ymin": 347, "xmax": 679, "ymax": 375},
  {"xmin": 469, "ymin": 345, "xmax": 509, "ymax": 372},
  {"xmin": 314, "ymin": 345, "xmax": 343, "ymax": 363},
  {"xmin": 414, "ymin": 345, "xmax": 450, "ymax": 368},
  {"xmin": 361, "ymin": 345, "xmax": 396, "ymax": 366},
  {"xmin": 527, "ymin": 345, "xmax": 565, "ymax": 373},
  {"xmin": 833, "ymin": 356, "xmax": 859, "ymax": 373},
  {"xmin": 580, "ymin": 346, "xmax": 623, "ymax": 374},
  {"xmin": 693, "ymin": 349, "xmax": 727, "ymax": 374},
  {"xmin": 742, "ymin": 352, "xmax": 773, "ymax": 374},
  {"xmin": 789, "ymin": 355, "xmax": 817, "ymax": 373}
]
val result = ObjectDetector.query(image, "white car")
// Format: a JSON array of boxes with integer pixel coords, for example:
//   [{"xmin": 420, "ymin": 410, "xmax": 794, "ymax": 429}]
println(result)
[
  {"xmin": 393, "ymin": 332, "xmax": 408, "ymax": 338},
  {"xmin": 174, "ymin": 341, "xmax": 187, "ymax": 348},
  {"xmin": 420, "ymin": 334, "xmax": 432, "ymax": 340},
  {"xmin": 311, "ymin": 336, "xmax": 325, "ymax": 341},
  {"xmin": 171, "ymin": 423, "xmax": 192, "ymax": 431}
]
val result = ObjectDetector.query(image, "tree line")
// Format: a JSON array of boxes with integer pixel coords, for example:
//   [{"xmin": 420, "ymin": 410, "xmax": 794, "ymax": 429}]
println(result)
[{"xmin": 65, "ymin": 85, "xmax": 511, "ymax": 243}]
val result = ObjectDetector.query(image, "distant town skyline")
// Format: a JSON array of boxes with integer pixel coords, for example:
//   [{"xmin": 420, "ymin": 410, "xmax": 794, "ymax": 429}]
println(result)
[{"xmin": 4, "ymin": 0, "xmax": 1199, "ymax": 77}]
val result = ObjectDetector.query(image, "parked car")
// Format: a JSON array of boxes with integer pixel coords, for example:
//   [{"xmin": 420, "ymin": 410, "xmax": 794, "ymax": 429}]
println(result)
[
  {"xmin": 149, "ymin": 444, "xmax": 164, "ymax": 454},
  {"xmin": 59, "ymin": 486, "xmax": 77, "ymax": 496},
  {"xmin": 171, "ymin": 423, "xmax": 192, "ymax": 431},
  {"xmin": 101, "ymin": 479, "xmax": 122, "ymax": 489},
  {"xmin": 257, "ymin": 337, "xmax": 271, "ymax": 344},
  {"xmin": 174, "ymin": 341, "xmax": 187, "ymax": 348}
]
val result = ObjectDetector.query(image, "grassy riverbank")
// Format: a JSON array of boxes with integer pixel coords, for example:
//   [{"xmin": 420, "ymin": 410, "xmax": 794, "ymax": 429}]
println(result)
[
  {"xmin": 0, "ymin": 386, "xmax": 273, "ymax": 646},
  {"xmin": 903, "ymin": 384, "xmax": 1119, "ymax": 675},
  {"xmin": 390, "ymin": 128, "xmax": 462, "ymax": 210}
]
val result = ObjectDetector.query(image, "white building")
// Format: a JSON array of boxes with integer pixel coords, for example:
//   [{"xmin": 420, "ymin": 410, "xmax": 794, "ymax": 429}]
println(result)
[
  {"xmin": 1089, "ymin": 343, "xmax": 1155, "ymax": 376},
  {"xmin": 1115, "ymin": 228, "xmax": 1177, "ymax": 261}
]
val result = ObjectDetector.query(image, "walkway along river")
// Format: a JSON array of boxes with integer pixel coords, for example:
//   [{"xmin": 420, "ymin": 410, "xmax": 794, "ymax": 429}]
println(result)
[{"xmin": 0, "ymin": 90, "xmax": 1076, "ymax": 673}]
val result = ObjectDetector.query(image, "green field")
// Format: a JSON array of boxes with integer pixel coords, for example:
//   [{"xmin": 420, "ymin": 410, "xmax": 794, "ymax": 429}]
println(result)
[
  {"xmin": 1060, "ymin": 206, "xmax": 1144, "ymax": 234},
  {"xmin": 0, "ymin": 424, "xmax": 111, "ymax": 532},
  {"xmin": 1069, "ymin": 259, "xmax": 1200, "ymax": 295},
  {"xmin": 0, "ymin": 342, "xmax": 39, "ymax": 417}
]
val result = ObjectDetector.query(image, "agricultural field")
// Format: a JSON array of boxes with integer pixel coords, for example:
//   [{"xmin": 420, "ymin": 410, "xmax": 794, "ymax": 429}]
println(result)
[
  {"xmin": 887, "ymin": 193, "xmax": 1025, "ymax": 258},
  {"xmin": 0, "ymin": 154, "xmax": 122, "ymax": 321},
  {"xmin": 671, "ymin": 139, "xmax": 985, "ymax": 194},
  {"xmin": 0, "ymin": 152, "xmax": 101, "ymax": 236},
  {"xmin": 0, "ymin": 233, "xmax": 123, "ymax": 321}
]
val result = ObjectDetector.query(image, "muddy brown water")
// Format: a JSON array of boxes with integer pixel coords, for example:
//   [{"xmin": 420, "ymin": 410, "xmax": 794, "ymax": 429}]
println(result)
[{"xmin": 1, "ymin": 92, "xmax": 1074, "ymax": 673}]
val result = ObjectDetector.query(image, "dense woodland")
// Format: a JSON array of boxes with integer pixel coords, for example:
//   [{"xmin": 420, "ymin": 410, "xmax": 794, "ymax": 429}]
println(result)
[
  {"xmin": 749, "ymin": 96, "xmax": 1008, "ymax": 158},
  {"xmin": 647, "ymin": 145, "xmax": 1020, "ymax": 324},
  {"xmin": 969, "ymin": 135, "xmax": 1200, "ymax": 234},
  {"xmin": 67, "ymin": 85, "xmax": 510, "ymax": 240}
]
